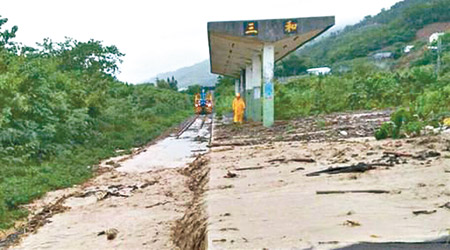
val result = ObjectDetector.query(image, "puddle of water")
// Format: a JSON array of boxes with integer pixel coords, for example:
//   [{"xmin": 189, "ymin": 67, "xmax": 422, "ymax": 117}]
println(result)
[{"xmin": 117, "ymin": 117, "xmax": 211, "ymax": 173}]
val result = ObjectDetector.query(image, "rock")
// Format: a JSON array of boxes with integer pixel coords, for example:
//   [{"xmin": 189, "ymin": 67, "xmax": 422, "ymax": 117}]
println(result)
[{"xmin": 98, "ymin": 228, "xmax": 119, "ymax": 240}]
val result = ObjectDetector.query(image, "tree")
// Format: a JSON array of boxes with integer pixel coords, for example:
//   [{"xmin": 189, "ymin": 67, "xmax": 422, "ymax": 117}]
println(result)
[
  {"xmin": 0, "ymin": 16, "xmax": 18, "ymax": 48},
  {"xmin": 156, "ymin": 78, "xmax": 171, "ymax": 89},
  {"xmin": 168, "ymin": 76, "xmax": 178, "ymax": 91}
]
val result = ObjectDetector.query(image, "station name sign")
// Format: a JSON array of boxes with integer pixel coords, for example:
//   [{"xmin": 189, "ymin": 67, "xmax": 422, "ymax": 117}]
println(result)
[
  {"xmin": 244, "ymin": 20, "xmax": 298, "ymax": 36},
  {"xmin": 284, "ymin": 20, "xmax": 298, "ymax": 34},
  {"xmin": 244, "ymin": 21, "xmax": 258, "ymax": 36}
]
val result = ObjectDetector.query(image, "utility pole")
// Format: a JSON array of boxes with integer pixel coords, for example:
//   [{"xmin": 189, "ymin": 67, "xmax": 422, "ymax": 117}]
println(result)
[{"xmin": 436, "ymin": 36, "xmax": 442, "ymax": 76}]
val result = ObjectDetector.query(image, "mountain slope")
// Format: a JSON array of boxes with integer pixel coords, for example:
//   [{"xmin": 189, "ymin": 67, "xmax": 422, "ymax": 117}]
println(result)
[
  {"xmin": 297, "ymin": 0, "xmax": 450, "ymax": 66},
  {"xmin": 147, "ymin": 60, "xmax": 217, "ymax": 88}
]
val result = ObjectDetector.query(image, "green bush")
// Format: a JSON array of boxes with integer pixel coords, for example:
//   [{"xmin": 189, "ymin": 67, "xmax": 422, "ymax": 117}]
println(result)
[{"xmin": 0, "ymin": 19, "xmax": 192, "ymax": 228}]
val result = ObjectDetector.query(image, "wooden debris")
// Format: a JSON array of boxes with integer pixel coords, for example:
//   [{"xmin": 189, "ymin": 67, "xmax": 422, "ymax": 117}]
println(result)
[
  {"xmin": 413, "ymin": 150, "xmax": 441, "ymax": 160},
  {"xmin": 319, "ymin": 241, "xmax": 340, "ymax": 245},
  {"xmin": 439, "ymin": 202, "xmax": 450, "ymax": 209},
  {"xmin": 343, "ymin": 220, "xmax": 361, "ymax": 227},
  {"xmin": 217, "ymin": 185, "xmax": 234, "ymax": 190},
  {"xmin": 306, "ymin": 163, "xmax": 375, "ymax": 177},
  {"xmin": 219, "ymin": 227, "xmax": 239, "ymax": 231},
  {"xmin": 145, "ymin": 201, "xmax": 170, "ymax": 209},
  {"xmin": 98, "ymin": 228, "xmax": 119, "ymax": 240},
  {"xmin": 412, "ymin": 209, "xmax": 437, "ymax": 215},
  {"xmin": 209, "ymin": 142, "xmax": 250, "ymax": 148},
  {"xmin": 268, "ymin": 158, "xmax": 286, "ymax": 163},
  {"xmin": 224, "ymin": 171, "xmax": 237, "ymax": 178},
  {"xmin": 268, "ymin": 158, "xmax": 315, "ymax": 164},
  {"xmin": 235, "ymin": 166, "xmax": 264, "ymax": 171},
  {"xmin": 291, "ymin": 167, "xmax": 305, "ymax": 173},
  {"xmin": 316, "ymin": 190, "xmax": 390, "ymax": 195},
  {"xmin": 289, "ymin": 158, "xmax": 316, "ymax": 163},
  {"xmin": 383, "ymin": 151, "xmax": 413, "ymax": 157}
]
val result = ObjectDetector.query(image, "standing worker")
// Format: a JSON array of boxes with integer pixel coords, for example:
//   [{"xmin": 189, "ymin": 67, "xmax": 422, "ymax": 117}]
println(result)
[{"xmin": 232, "ymin": 93, "xmax": 245, "ymax": 123}]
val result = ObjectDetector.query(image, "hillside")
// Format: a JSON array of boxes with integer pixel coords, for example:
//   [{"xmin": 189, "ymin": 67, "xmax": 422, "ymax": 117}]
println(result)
[
  {"xmin": 294, "ymin": 0, "xmax": 450, "ymax": 69},
  {"xmin": 147, "ymin": 60, "xmax": 217, "ymax": 88}
]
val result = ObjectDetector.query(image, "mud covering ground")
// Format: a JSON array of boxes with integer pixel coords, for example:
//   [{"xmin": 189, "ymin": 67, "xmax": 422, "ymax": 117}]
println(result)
[
  {"xmin": 207, "ymin": 110, "xmax": 450, "ymax": 249},
  {"xmin": 1, "ymin": 115, "xmax": 212, "ymax": 250}
]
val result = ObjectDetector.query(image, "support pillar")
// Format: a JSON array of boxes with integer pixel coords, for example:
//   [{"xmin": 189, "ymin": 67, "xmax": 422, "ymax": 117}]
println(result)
[
  {"xmin": 235, "ymin": 78, "xmax": 239, "ymax": 95},
  {"xmin": 240, "ymin": 70, "xmax": 245, "ymax": 97},
  {"xmin": 252, "ymin": 54, "xmax": 262, "ymax": 122},
  {"xmin": 262, "ymin": 44, "xmax": 274, "ymax": 127},
  {"xmin": 245, "ymin": 65, "xmax": 253, "ymax": 121}
]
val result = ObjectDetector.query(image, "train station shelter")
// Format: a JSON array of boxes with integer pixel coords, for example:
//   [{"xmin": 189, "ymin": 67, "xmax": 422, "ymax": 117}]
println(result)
[{"xmin": 207, "ymin": 16, "xmax": 334, "ymax": 127}]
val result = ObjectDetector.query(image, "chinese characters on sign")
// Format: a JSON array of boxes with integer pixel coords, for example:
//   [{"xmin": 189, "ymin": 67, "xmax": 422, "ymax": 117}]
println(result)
[
  {"xmin": 284, "ymin": 20, "xmax": 298, "ymax": 34},
  {"xmin": 244, "ymin": 21, "xmax": 258, "ymax": 36}
]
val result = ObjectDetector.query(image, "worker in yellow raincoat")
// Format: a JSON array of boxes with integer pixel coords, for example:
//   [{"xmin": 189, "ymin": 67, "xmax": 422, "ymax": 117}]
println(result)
[
  {"xmin": 232, "ymin": 93, "xmax": 245, "ymax": 123},
  {"xmin": 444, "ymin": 117, "xmax": 450, "ymax": 126}
]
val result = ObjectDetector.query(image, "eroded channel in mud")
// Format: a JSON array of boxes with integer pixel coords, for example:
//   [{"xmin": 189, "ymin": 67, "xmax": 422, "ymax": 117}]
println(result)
[
  {"xmin": 1, "ymin": 115, "xmax": 213, "ymax": 250},
  {"xmin": 172, "ymin": 156, "xmax": 210, "ymax": 250}
]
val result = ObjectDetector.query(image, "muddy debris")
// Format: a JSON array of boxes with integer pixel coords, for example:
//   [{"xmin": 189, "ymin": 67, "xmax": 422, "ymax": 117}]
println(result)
[
  {"xmin": 76, "ymin": 183, "xmax": 149, "ymax": 201},
  {"xmin": 317, "ymin": 190, "xmax": 390, "ymax": 195},
  {"xmin": 145, "ymin": 201, "xmax": 170, "ymax": 209},
  {"xmin": 306, "ymin": 162, "xmax": 393, "ymax": 177},
  {"xmin": 219, "ymin": 227, "xmax": 239, "ymax": 232},
  {"xmin": 97, "ymin": 228, "xmax": 119, "ymax": 240},
  {"xmin": 438, "ymin": 202, "xmax": 450, "ymax": 209},
  {"xmin": 291, "ymin": 167, "xmax": 305, "ymax": 173},
  {"xmin": 0, "ymin": 195, "xmax": 72, "ymax": 248},
  {"xmin": 412, "ymin": 209, "xmax": 437, "ymax": 215},
  {"xmin": 343, "ymin": 220, "xmax": 361, "ymax": 227},
  {"xmin": 172, "ymin": 156, "xmax": 209, "ymax": 250},
  {"xmin": 413, "ymin": 150, "xmax": 441, "ymax": 160},
  {"xmin": 235, "ymin": 166, "xmax": 264, "ymax": 171},
  {"xmin": 224, "ymin": 171, "xmax": 237, "ymax": 178},
  {"xmin": 268, "ymin": 157, "xmax": 315, "ymax": 164},
  {"xmin": 217, "ymin": 184, "xmax": 234, "ymax": 190}
]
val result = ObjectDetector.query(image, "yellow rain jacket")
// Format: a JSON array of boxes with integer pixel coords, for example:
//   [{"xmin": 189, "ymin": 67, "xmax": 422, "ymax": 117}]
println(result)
[
  {"xmin": 444, "ymin": 118, "xmax": 450, "ymax": 126},
  {"xmin": 232, "ymin": 95, "xmax": 246, "ymax": 123}
]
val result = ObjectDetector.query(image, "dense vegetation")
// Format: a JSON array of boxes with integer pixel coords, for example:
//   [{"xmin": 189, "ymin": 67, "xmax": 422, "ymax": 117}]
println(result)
[
  {"xmin": 274, "ymin": 0, "xmax": 450, "ymax": 76},
  {"xmin": 214, "ymin": 76, "xmax": 235, "ymax": 118},
  {"xmin": 0, "ymin": 16, "xmax": 191, "ymax": 228},
  {"xmin": 275, "ymin": 65, "xmax": 449, "ymax": 126}
]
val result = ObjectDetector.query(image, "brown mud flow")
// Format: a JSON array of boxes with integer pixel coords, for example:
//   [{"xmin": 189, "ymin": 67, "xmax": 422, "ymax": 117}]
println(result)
[
  {"xmin": 1, "ymin": 115, "xmax": 212, "ymax": 250},
  {"xmin": 172, "ymin": 156, "xmax": 210, "ymax": 250},
  {"xmin": 206, "ymin": 110, "xmax": 450, "ymax": 249}
]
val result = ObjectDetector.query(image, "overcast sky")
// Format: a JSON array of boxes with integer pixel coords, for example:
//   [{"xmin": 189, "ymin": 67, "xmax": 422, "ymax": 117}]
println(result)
[{"xmin": 2, "ymin": 0, "xmax": 402, "ymax": 83}]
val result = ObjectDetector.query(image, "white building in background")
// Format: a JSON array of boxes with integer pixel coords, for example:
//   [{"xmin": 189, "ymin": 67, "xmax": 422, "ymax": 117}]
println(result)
[
  {"xmin": 429, "ymin": 32, "xmax": 444, "ymax": 44},
  {"xmin": 372, "ymin": 52, "xmax": 393, "ymax": 60},
  {"xmin": 428, "ymin": 32, "xmax": 444, "ymax": 50},
  {"xmin": 307, "ymin": 67, "xmax": 331, "ymax": 75},
  {"xmin": 404, "ymin": 45, "xmax": 414, "ymax": 53}
]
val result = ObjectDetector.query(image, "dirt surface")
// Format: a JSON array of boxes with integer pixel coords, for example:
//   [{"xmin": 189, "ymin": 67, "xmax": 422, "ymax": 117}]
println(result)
[
  {"xmin": 2, "ymin": 111, "xmax": 450, "ymax": 250},
  {"xmin": 207, "ymin": 111, "xmax": 450, "ymax": 249},
  {"xmin": 213, "ymin": 110, "xmax": 391, "ymax": 146},
  {"xmin": 416, "ymin": 22, "xmax": 450, "ymax": 40},
  {"xmin": 1, "ymin": 115, "xmax": 212, "ymax": 250}
]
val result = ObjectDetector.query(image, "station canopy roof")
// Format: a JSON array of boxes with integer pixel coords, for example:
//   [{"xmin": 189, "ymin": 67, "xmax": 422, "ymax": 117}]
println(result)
[{"xmin": 207, "ymin": 16, "xmax": 335, "ymax": 78}]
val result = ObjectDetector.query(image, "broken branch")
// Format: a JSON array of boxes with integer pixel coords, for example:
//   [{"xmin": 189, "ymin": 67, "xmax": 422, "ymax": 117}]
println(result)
[
  {"xmin": 235, "ymin": 166, "xmax": 264, "ymax": 171},
  {"xmin": 306, "ymin": 162, "xmax": 375, "ymax": 177},
  {"xmin": 383, "ymin": 151, "xmax": 413, "ymax": 157},
  {"xmin": 316, "ymin": 190, "xmax": 390, "ymax": 195}
]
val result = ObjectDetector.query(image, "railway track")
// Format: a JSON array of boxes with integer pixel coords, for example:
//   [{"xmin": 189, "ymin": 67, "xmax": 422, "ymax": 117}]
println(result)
[{"xmin": 176, "ymin": 114, "xmax": 213, "ymax": 141}]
